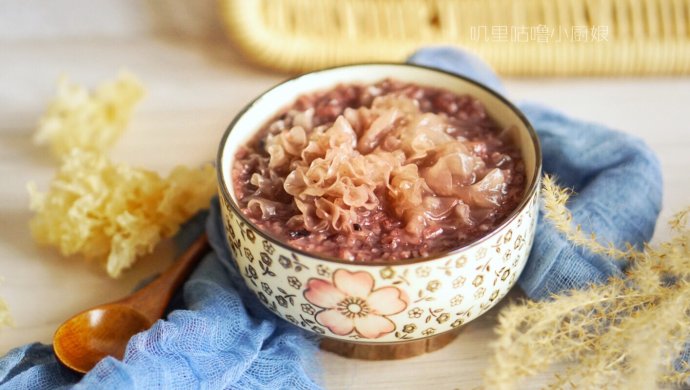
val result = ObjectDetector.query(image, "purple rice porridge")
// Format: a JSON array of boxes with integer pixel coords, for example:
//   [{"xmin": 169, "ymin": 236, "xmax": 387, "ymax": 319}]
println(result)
[{"xmin": 232, "ymin": 79, "xmax": 525, "ymax": 261}]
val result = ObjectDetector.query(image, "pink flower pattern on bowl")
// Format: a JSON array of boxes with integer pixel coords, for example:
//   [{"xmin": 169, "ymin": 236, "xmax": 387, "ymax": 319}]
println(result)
[{"xmin": 304, "ymin": 269, "xmax": 407, "ymax": 339}]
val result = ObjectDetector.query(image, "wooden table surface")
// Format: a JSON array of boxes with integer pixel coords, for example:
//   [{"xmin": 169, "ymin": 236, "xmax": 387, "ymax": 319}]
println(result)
[{"xmin": 1, "ymin": 35, "xmax": 689, "ymax": 389}]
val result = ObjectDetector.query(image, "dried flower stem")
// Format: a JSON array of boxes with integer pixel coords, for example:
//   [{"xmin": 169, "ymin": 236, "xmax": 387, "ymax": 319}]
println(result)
[
  {"xmin": 485, "ymin": 175, "xmax": 690, "ymax": 389},
  {"xmin": 540, "ymin": 175, "xmax": 640, "ymax": 261}
]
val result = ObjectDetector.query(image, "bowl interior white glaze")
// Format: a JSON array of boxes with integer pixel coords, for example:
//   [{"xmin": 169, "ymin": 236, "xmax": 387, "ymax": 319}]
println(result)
[{"xmin": 219, "ymin": 64, "xmax": 539, "ymax": 208}]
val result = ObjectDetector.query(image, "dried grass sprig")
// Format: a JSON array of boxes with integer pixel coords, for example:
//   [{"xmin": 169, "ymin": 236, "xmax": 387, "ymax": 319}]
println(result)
[
  {"xmin": 485, "ymin": 175, "xmax": 690, "ymax": 389},
  {"xmin": 540, "ymin": 175, "xmax": 641, "ymax": 261}
]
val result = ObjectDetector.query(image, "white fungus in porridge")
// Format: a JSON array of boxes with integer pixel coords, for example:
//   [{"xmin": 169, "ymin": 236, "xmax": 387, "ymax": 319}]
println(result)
[{"xmin": 232, "ymin": 79, "xmax": 525, "ymax": 261}]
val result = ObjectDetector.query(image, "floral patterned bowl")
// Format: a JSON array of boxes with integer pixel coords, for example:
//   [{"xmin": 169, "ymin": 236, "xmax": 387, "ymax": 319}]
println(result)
[{"xmin": 217, "ymin": 64, "xmax": 541, "ymax": 344}]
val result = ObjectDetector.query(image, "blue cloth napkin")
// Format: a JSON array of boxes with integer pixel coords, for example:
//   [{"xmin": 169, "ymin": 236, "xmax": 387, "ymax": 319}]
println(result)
[{"xmin": 0, "ymin": 47, "xmax": 662, "ymax": 389}]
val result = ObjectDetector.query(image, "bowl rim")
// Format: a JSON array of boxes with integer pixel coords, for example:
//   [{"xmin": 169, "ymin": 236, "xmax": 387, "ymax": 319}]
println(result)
[{"xmin": 217, "ymin": 62, "xmax": 542, "ymax": 267}]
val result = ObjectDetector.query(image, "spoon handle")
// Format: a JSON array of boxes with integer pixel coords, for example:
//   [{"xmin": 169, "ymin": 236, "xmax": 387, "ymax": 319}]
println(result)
[{"xmin": 122, "ymin": 234, "xmax": 211, "ymax": 322}]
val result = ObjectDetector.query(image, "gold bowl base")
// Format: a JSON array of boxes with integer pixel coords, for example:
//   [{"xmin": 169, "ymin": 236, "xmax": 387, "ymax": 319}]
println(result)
[{"xmin": 319, "ymin": 329, "xmax": 461, "ymax": 360}]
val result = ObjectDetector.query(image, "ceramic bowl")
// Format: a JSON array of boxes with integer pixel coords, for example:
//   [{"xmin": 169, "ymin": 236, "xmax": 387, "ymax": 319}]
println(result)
[{"xmin": 217, "ymin": 64, "xmax": 541, "ymax": 344}]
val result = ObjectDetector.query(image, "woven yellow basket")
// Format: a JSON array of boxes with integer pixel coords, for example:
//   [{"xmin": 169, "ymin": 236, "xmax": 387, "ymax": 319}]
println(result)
[{"xmin": 220, "ymin": 0, "xmax": 690, "ymax": 75}]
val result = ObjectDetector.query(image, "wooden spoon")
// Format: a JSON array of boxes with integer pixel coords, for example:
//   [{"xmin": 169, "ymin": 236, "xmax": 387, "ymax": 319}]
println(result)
[{"xmin": 53, "ymin": 234, "xmax": 211, "ymax": 373}]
